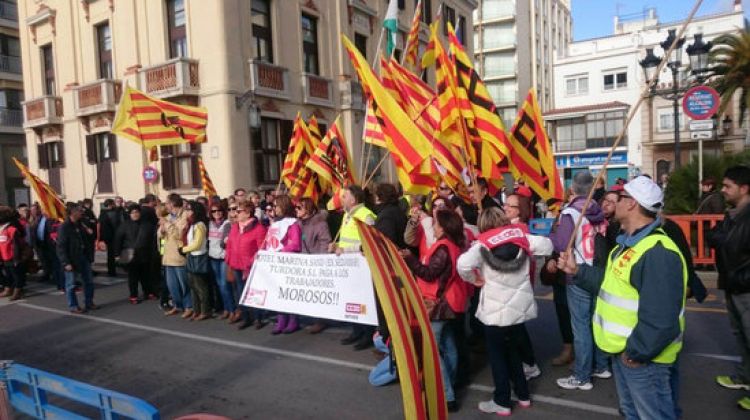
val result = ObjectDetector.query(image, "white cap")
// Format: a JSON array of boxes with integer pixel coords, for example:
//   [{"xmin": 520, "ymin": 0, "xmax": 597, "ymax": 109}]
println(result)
[{"xmin": 624, "ymin": 176, "xmax": 664, "ymax": 213}]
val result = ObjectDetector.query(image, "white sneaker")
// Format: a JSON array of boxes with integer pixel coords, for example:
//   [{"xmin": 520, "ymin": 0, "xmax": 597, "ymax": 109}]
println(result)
[
  {"xmin": 478, "ymin": 400, "xmax": 511, "ymax": 416},
  {"xmin": 592, "ymin": 369, "xmax": 612, "ymax": 379},
  {"xmin": 523, "ymin": 363, "xmax": 541, "ymax": 380},
  {"xmin": 517, "ymin": 400, "xmax": 532, "ymax": 408},
  {"xmin": 556, "ymin": 375, "xmax": 594, "ymax": 390}
]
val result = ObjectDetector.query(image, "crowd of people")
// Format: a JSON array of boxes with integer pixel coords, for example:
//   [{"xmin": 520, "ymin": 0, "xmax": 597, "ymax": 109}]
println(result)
[{"xmin": 1, "ymin": 166, "xmax": 749, "ymax": 417}]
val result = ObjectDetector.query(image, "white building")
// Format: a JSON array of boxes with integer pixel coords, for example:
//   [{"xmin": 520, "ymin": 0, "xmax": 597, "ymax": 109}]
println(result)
[
  {"xmin": 473, "ymin": 0, "xmax": 571, "ymax": 127},
  {"xmin": 546, "ymin": 2, "xmax": 746, "ymax": 186}
]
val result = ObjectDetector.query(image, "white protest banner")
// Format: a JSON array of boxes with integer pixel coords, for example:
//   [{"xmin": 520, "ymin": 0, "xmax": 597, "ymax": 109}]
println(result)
[{"xmin": 239, "ymin": 251, "xmax": 378, "ymax": 326}]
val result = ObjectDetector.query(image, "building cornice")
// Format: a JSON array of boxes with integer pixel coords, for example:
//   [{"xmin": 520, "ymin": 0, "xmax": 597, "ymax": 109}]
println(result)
[{"xmin": 26, "ymin": 5, "xmax": 56, "ymax": 42}]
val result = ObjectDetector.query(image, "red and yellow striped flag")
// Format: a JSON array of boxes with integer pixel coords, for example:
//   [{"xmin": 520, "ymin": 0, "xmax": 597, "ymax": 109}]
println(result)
[
  {"xmin": 281, "ymin": 113, "xmax": 314, "ymax": 189},
  {"xmin": 306, "ymin": 116, "xmax": 356, "ymax": 208},
  {"xmin": 403, "ymin": 0, "xmax": 423, "ymax": 70},
  {"xmin": 357, "ymin": 220, "xmax": 447, "ymax": 420},
  {"xmin": 343, "ymin": 34, "xmax": 431, "ymax": 174},
  {"xmin": 363, "ymin": 99, "xmax": 387, "ymax": 148},
  {"xmin": 197, "ymin": 157, "xmax": 217, "ymax": 198},
  {"xmin": 13, "ymin": 158, "xmax": 66, "ymax": 222},
  {"xmin": 508, "ymin": 89, "xmax": 564, "ymax": 202},
  {"xmin": 112, "ymin": 85, "xmax": 208, "ymax": 148}
]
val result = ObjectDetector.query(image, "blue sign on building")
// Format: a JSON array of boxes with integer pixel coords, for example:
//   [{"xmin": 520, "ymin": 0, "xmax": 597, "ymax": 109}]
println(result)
[{"xmin": 555, "ymin": 151, "xmax": 627, "ymax": 168}]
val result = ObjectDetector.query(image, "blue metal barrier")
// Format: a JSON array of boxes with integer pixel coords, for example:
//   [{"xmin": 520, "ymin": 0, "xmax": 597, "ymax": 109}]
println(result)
[
  {"xmin": 528, "ymin": 218, "xmax": 555, "ymax": 236},
  {"xmin": 0, "ymin": 361, "xmax": 159, "ymax": 419}
]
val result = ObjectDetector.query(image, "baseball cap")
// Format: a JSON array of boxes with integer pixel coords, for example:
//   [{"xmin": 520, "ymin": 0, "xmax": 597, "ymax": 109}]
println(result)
[{"xmin": 624, "ymin": 176, "xmax": 663, "ymax": 212}]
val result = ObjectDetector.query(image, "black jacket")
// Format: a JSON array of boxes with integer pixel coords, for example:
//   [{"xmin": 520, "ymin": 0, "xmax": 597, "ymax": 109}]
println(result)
[
  {"xmin": 709, "ymin": 205, "xmax": 750, "ymax": 294},
  {"xmin": 56, "ymin": 219, "xmax": 94, "ymax": 269},
  {"xmin": 29, "ymin": 216, "xmax": 57, "ymax": 249},
  {"xmin": 453, "ymin": 195, "xmax": 500, "ymax": 226},
  {"xmin": 98, "ymin": 208, "xmax": 122, "ymax": 243},
  {"xmin": 695, "ymin": 191, "xmax": 725, "ymax": 215},
  {"xmin": 114, "ymin": 219, "xmax": 157, "ymax": 265},
  {"xmin": 375, "ymin": 202, "xmax": 408, "ymax": 249}
]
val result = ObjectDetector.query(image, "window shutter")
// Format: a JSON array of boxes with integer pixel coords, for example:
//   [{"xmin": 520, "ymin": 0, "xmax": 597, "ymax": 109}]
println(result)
[
  {"xmin": 161, "ymin": 146, "xmax": 175, "ymax": 190},
  {"xmin": 37, "ymin": 143, "xmax": 49, "ymax": 169},
  {"xmin": 56, "ymin": 141, "xmax": 65, "ymax": 168},
  {"xmin": 107, "ymin": 134, "xmax": 118, "ymax": 162},
  {"xmin": 85, "ymin": 135, "xmax": 97, "ymax": 164}
]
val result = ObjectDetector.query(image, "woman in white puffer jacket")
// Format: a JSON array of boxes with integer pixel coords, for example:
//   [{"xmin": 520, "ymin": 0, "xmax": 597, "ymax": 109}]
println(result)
[{"xmin": 457, "ymin": 207, "xmax": 553, "ymax": 417}]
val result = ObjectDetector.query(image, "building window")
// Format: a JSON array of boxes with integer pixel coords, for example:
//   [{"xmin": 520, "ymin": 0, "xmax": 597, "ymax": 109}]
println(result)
[
  {"xmin": 482, "ymin": 0, "xmax": 515, "ymax": 20},
  {"xmin": 586, "ymin": 111, "xmax": 626, "ymax": 148},
  {"xmin": 483, "ymin": 52, "xmax": 515, "ymax": 78},
  {"xmin": 160, "ymin": 143, "xmax": 201, "ymax": 190},
  {"xmin": 564, "ymin": 74, "xmax": 588, "ymax": 95},
  {"xmin": 603, "ymin": 70, "xmax": 627, "ymax": 91},
  {"xmin": 443, "ymin": 6, "xmax": 455, "ymax": 35},
  {"xmin": 354, "ymin": 33, "xmax": 367, "ymax": 60},
  {"xmin": 418, "ymin": 0, "xmax": 432, "ymax": 23},
  {"xmin": 301, "ymin": 14, "xmax": 319, "ymax": 75},
  {"xmin": 657, "ymin": 108, "xmax": 686, "ymax": 132},
  {"xmin": 481, "ymin": 22, "xmax": 514, "ymax": 49},
  {"xmin": 499, "ymin": 107, "xmax": 516, "ymax": 129},
  {"xmin": 252, "ymin": 0, "xmax": 273, "ymax": 62},
  {"xmin": 0, "ymin": 34, "xmax": 20, "ymax": 74},
  {"xmin": 252, "ymin": 117, "xmax": 294, "ymax": 184},
  {"xmin": 167, "ymin": 0, "xmax": 187, "ymax": 58},
  {"xmin": 96, "ymin": 22, "xmax": 113, "ymax": 79},
  {"xmin": 486, "ymin": 80, "xmax": 516, "ymax": 104},
  {"xmin": 398, "ymin": 0, "xmax": 405, "ymax": 10},
  {"xmin": 86, "ymin": 133, "xmax": 117, "ymax": 193},
  {"xmin": 0, "ymin": 89, "xmax": 23, "ymax": 109},
  {"xmin": 41, "ymin": 44, "xmax": 55, "ymax": 95},
  {"xmin": 555, "ymin": 118, "xmax": 586, "ymax": 152},
  {"xmin": 0, "ymin": 0, "xmax": 17, "ymax": 21},
  {"xmin": 457, "ymin": 15, "xmax": 466, "ymax": 45}
]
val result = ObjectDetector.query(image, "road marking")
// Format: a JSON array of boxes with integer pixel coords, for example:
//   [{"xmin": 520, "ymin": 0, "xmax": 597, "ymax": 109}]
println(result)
[
  {"xmin": 11, "ymin": 302, "xmax": 620, "ymax": 417},
  {"xmin": 688, "ymin": 352, "xmax": 742, "ymax": 363}
]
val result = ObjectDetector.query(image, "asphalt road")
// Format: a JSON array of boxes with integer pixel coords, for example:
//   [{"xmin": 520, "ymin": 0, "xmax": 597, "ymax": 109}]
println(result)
[{"xmin": 0, "ymin": 269, "xmax": 747, "ymax": 419}]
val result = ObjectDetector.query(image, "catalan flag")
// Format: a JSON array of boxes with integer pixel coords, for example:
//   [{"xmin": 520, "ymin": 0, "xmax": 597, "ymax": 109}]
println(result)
[
  {"xmin": 112, "ymin": 85, "xmax": 208, "ymax": 148},
  {"xmin": 306, "ymin": 116, "xmax": 356, "ymax": 210},
  {"xmin": 508, "ymin": 89, "xmax": 564, "ymax": 202},
  {"xmin": 357, "ymin": 220, "xmax": 447, "ymax": 420},
  {"xmin": 363, "ymin": 99, "xmax": 387, "ymax": 148},
  {"xmin": 13, "ymin": 158, "xmax": 66, "ymax": 222},
  {"xmin": 344, "ymin": 34, "xmax": 432, "ymax": 175},
  {"xmin": 403, "ymin": 0, "xmax": 422, "ymax": 69},
  {"xmin": 447, "ymin": 22, "xmax": 511, "ymax": 193},
  {"xmin": 197, "ymin": 157, "xmax": 217, "ymax": 198},
  {"xmin": 281, "ymin": 113, "xmax": 314, "ymax": 189}
]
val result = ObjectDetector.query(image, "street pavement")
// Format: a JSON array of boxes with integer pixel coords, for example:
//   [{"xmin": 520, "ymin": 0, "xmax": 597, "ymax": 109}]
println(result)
[{"xmin": 0, "ymin": 268, "xmax": 747, "ymax": 419}]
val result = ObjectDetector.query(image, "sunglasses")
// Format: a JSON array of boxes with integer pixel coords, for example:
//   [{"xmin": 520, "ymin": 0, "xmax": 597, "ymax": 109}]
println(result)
[
  {"xmin": 237, "ymin": 209, "xmax": 247, "ymax": 214},
  {"xmin": 211, "ymin": 209, "xmax": 222, "ymax": 213},
  {"xmin": 439, "ymin": 186, "xmax": 451, "ymax": 191},
  {"xmin": 229, "ymin": 207, "xmax": 238, "ymax": 211},
  {"xmin": 295, "ymin": 205, "xmax": 304, "ymax": 210}
]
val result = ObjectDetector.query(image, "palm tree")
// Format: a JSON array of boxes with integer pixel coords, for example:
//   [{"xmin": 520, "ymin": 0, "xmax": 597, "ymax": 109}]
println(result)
[{"xmin": 709, "ymin": 31, "xmax": 750, "ymax": 124}]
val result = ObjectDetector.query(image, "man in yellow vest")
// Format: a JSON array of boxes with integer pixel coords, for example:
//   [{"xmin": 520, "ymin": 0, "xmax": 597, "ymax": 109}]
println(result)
[
  {"xmin": 329, "ymin": 185, "xmax": 377, "ymax": 349},
  {"xmin": 559, "ymin": 176, "xmax": 687, "ymax": 420}
]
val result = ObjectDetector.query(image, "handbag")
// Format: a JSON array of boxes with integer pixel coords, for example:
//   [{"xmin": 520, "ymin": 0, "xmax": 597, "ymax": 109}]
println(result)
[
  {"xmin": 423, "ymin": 272, "xmax": 456, "ymax": 320},
  {"xmin": 186, "ymin": 253, "xmax": 209, "ymax": 274},
  {"xmin": 117, "ymin": 248, "xmax": 135, "ymax": 266}
]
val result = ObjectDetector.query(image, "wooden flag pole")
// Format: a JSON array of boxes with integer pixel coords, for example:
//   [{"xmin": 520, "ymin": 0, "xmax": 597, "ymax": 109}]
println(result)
[
  {"xmin": 363, "ymin": 151, "xmax": 391, "ymax": 190},
  {"xmin": 359, "ymin": 27, "xmax": 386, "ymax": 182},
  {"xmin": 563, "ymin": 0, "xmax": 704, "ymax": 255}
]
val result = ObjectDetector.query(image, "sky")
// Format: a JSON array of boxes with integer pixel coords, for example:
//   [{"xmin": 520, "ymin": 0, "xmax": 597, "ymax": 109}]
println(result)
[{"xmin": 572, "ymin": 0, "xmax": 750, "ymax": 40}]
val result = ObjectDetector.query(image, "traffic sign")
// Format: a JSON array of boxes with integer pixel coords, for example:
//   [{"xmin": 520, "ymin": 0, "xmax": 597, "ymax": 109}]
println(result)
[
  {"xmin": 142, "ymin": 166, "xmax": 159, "ymax": 184},
  {"xmin": 689, "ymin": 120, "xmax": 715, "ymax": 131},
  {"xmin": 690, "ymin": 130, "xmax": 713, "ymax": 140},
  {"xmin": 682, "ymin": 85, "xmax": 720, "ymax": 120}
]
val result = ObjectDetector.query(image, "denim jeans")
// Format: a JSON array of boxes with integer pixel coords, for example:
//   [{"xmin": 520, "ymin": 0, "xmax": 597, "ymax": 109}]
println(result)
[
  {"xmin": 567, "ymin": 284, "xmax": 609, "ymax": 381},
  {"xmin": 210, "ymin": 258, "xmax": 235, "ymax": 313},
  {"xmin": 164, "ymin": 265, "xmax": 191, "ymax": 310},
  {"xmin": 613, "ymin": 356, "xmax": 676, "ymax": 420},
  {"xmin": 64, "ymin": 259, "xmax": 94, "ymax": 309},
  {"xmin": 484, "ymin": 323, "xmax": 530, "ymax": 407},
  {"xmin": 431, "ymin": 320, "xmax": 457, "ymax": 403},
  {"xmin": 727, "ymin": 292, "xmax": 750, "ymax": 385}
]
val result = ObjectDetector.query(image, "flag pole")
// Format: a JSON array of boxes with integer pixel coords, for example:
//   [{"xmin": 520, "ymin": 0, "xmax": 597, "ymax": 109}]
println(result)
[
  {"xmin": 563, "ymin": 0, "xmax": 704, "ymax": 255},
  {"xmin": 359, "ymin": 26, "xmax": 386, "ymax": 183}
]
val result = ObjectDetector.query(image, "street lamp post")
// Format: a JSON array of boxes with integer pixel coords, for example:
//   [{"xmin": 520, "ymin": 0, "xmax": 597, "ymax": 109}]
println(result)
[{"xmin": 640, "ymin": 30, "xmax": 711, "ymax": 171}]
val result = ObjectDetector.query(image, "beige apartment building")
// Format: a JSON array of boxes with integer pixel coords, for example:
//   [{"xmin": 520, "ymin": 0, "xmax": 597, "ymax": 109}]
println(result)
[
  {"xmin": 18, "ymin": 0, "xmax": 476, "ymax": 204},
  {"xmin": 0, "ymin": 0, "xmax": 26, "ymax": 207}
]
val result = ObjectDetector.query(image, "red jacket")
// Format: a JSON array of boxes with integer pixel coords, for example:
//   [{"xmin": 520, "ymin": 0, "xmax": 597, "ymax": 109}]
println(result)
[
  {"xmin": 0, "ymin": 224, "xmax": 18, "ymax": 262},
  {"xmin": 224, "ymin": 219, "xmax": 267, "ymax": 276},
  {"xmin": 417, "ymin": 238, "xmax": 471, "ymax": 313}
]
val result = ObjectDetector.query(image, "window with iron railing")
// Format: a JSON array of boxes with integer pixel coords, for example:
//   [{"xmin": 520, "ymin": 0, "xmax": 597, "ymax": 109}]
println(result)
[{"xmin": 0, "ymin": 0, "xmax": 17, "ymax": 21}]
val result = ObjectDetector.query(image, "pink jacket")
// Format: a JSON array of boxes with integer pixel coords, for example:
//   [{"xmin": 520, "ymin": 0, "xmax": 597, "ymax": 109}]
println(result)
[{"xmin": 224, "ymin": 219, "xmax": 267, "ymax": 274}]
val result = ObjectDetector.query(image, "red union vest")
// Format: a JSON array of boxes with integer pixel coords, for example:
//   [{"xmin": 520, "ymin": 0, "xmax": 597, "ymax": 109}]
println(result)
[
  {"xmin": 0, "ymin": 223, "xmax": 17, "ymax": 262},
  {"xmin": 417, "ymin": 238, "xmax": 470, "ymax": 313},
  {"xmin": 477, "ymin": 224, "xmax": 536, "ymax": 284}
]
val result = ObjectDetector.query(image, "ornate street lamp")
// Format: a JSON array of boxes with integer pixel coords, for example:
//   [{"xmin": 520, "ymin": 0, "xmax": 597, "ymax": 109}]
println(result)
[{"xmin": 686, "ymin": 33, "xmax": 712, "ymax": 80}]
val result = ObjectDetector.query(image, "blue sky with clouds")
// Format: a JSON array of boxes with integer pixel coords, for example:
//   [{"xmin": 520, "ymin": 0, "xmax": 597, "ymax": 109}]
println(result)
[{"xmin": 572, "ymin": 0, "xmax": 750, "ymax": 40}]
